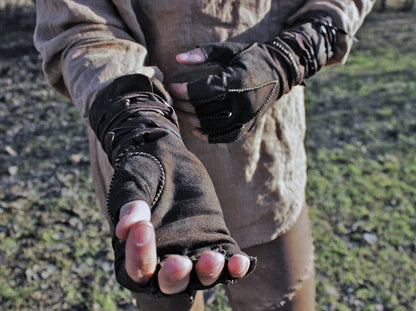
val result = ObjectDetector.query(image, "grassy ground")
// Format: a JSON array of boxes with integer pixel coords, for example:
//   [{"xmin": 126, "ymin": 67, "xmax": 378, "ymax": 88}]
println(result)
[
  {"xmin": 0, "ymin": 2, "xmax": 415, "ymax": 310},
  {"xmin": 304, "ymin": 10, "xmax": 416, "ymax": 311}
]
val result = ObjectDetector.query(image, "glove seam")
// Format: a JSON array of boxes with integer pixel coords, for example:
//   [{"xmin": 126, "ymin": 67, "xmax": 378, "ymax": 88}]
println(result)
[
  {"xmin": 106, "ymin": 151, "xmax": 166, "ymax": 224},
  {"xmin": 191, "ymin": 93, "xmax": 227, "ymax": 106},
  {"xmin": 228, "ymin": 80, "xmax": 279, "ymax": 93},
  {"xmin": 116, "ymin": 151, "xmax": 166, "ymax": 209},
  {"xmin": 199, "ymin": 82, "xmax": 279, "ymax": 137},
  {"xmin": 266, "ymin": 38, "xmax": 301, "ymax": 84},
  {"xmin": 230, "ymin": 43, "xmax": 257, "ymax": 63},
  {"xmin": 191, "ymin": 79, "xmax": 280, "ymax": 106}
]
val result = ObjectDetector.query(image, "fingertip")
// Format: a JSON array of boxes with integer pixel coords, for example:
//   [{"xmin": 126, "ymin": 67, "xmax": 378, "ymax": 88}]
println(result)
[
  {"xmin": 168, "ymin": 82, "xmax": 186, "ymax": 92},
  {"xmin": 158, "ymin": 255, "xmax": 193, "ymax": 294},
  {"xmin": 131, "ymin": 221, "xmax": 154, "ymax": 246},
  {"xmin": 168, "ymin": 83, "xmax": 189, "ymax": 101},
  {"xmin": 116, "ymin": 200, "xmax": 151, "ymax": 240},
  {"xmin": 196, "ymin": 252, "xmax": 225, "ymax": 286},
  {"xmin": 176, "ymin": 48, "xmax": 205, "ymax": 64},
  {"xmin": 228, "ymin": 254, "xmax": 250, "ymax": 279},
  {"xmin": 176, "ymin": 52, "xmax": 189, "ymax": 63}
]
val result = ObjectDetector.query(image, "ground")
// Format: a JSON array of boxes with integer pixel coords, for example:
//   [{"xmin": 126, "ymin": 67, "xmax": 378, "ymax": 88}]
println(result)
[{"xmin": 0, "ymin": 1, "xmax": 415, "ymax": 310}]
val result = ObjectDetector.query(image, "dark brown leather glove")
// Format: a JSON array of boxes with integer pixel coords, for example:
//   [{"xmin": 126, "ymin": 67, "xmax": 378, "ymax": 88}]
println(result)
[
  {"xmin": 187, "ymin": 12, "xmax": 338, "ymax": 143},
  {"xmin": 89, "ymin": 74, "xmax": 256, "ymax": 297}
]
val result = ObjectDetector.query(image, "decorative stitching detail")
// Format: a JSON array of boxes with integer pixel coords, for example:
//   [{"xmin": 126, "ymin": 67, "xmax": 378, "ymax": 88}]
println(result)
[
  {"xmin": 191, "ymin": 93, "xmax": 226, "ymax": 105},
  {"xmin": 267, "ymin": 39, "xmax": 300, "ymax": 81},
  {"xmin": 119, "ymin": 151, "xmax": 165, "ymax": 208},
  {"xmin": 106, "ymin": 151, "xmax": 166, "ymax": 224},
  {"xmin": 201, "ymin": 81, "xmax": 279, "ymax": 139},
  {"xmin": 200, "ymin": 111, "xmax": 233, "ymax": 121},
  {"xmin": 228, "ymin": 80, "xmax": 279, "ymax": 93}
]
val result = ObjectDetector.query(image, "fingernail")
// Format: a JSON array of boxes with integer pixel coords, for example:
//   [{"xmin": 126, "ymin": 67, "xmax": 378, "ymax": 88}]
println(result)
[
  {"xmin": 133, "ymin": 224, "xmax": 152, "ymax": 246},
  {"xmin": 177, "ymin": 52, "xmax": 189, "ymax": 61},
  {"xmin": 239, "ymin": 256, "xmax": 251, "ymax": 275},
  {"xmin": 191, "ymin": 53, "xmax": 203, "ymax": 62},
  {"xmin": 119, "ymin": 204, "xmax": 133, "ymax": 219},
  {"xmin": 243, "ymin": 257, "xmax": 250, "ymax": 271}
]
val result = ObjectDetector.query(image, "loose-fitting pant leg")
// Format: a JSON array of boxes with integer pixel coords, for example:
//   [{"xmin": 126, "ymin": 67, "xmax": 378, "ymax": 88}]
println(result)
[{"xmin": 225, "ymin": 206, "xmax": 316, "ymax": 311}]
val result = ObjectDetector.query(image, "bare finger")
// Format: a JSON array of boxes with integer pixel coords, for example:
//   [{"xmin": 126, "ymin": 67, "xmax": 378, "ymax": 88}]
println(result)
[
  {"xmin": 125, "ymin": 221, "xmax": 157, "ymax": 284},
  {"xmin": 116, "ymin": 200, "xmax": 151, "ymax": 241},
  {"xmin": 176, "ymin": 48, "xmax": 206, "ymax": 65},
  {"xmin": 195, "ymin": 252, "xmax": 225, "ymax": 286},
  {"xmin": 227, "ymin": 254, "xmax": 251, "ymax": 279},
  {"xmin": 158, "ymin": 255, "xmax": 193, "ymax": 294},
  {"xmin": 168, "ymin": 83, "xmax": 189, "ymax": 100},
  {"xmin": 174, "ymin": 100, "xmax": 196, "ymax": 114}
]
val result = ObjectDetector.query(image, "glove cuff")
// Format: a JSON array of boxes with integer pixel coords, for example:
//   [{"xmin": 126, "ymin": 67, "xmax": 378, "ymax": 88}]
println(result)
[
  {"xmin": 89, "ymin": 74, "xmax": 180, "ymax": 165},
  {"xmin": 267, "ymin": 11, "xmax": 338, "ymax": 83}
]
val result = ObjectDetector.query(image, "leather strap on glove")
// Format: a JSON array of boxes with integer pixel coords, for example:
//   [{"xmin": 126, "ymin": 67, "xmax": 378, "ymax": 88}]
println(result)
[
  {"xmin": 187, "ymin": 11, "xmax": 339, "ymax": 143},
  {"xmin": 89, "ymin": 74, "xmax": 256, "ymax": 297}
]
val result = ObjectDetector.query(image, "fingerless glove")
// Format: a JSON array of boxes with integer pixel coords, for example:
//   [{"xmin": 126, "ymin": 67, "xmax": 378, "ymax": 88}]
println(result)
[
  {"xmin": 89, "ymin": 74, "xmax": 256, "ymax": 297},
  {"xmin": 187, "ymin": 12, "xmax": 339, "ymax": 143}
]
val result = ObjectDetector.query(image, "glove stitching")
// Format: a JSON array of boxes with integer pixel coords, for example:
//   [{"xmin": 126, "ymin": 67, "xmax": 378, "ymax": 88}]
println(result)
[
  {"xmin": 201, "ymin": 81, "xmax": 279, "ymax": 137},
  {"xmin": 239, "ymin": 81, "xmax": 279, "ymax": 129},
  {"xmin": 230, "ymin": 43, "xmax": 256, "ymax": 62},
  {"xmin": 118, "ymin": 151, "xmax": 166, "ymax": 208},
  {"xmin": 228, "ymin": 79, "xmax": 279, "ymax": 93},
  {"xmin": 106, "ymin": 174, "xmax": 118, "ymax": 225},
  {"xmin": 191, "ymin": 93, "xmax": 227, "ymax": 106},
  {"xmin": 200, "ymin": 111, "xmax": 233, "ymax": 121},
  {"xmin": 106, "ymin": 151, "xmax": 166, "ymax": 224},
  {"xmin": 267, "ymin": 39, "xmax": 301, "ymax": 84}
]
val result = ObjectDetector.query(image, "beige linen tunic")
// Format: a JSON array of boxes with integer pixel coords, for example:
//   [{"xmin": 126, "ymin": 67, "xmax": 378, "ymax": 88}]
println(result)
[{"xmin": 34, "ymin": 0, "xmax": 374, "ymax": 249}]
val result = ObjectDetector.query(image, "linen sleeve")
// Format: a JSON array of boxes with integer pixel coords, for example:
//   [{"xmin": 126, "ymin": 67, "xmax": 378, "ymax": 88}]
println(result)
[
  {"xmin": 34, "ymin": 0, "xmax": 165, "ymax": 123},
  {"xmin": 287, "ymin": 0, "xmax": 376, "ymax": 64}
]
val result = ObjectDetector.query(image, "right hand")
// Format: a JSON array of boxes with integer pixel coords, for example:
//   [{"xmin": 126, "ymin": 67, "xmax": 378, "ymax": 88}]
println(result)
[
  {"xmin": 107, "ymin": 130, "xmax": 255, "ymax": 296},
  {"xmin": 115, "ymin": 200, "xmax": 251, "ymax": 294},
  {"xmin": 89, "ymin": 74, "xmax": 256, "ymax": 296}
]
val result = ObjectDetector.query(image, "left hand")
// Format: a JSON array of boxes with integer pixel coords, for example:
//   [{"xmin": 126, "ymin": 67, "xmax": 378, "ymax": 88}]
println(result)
[
  {"xmin": 168, "ymin": 40, "xmax": 297, "ymax": 144},
  {"xmin": 169, "ymin": 15, "xmax": 337, "ymax": 144}
]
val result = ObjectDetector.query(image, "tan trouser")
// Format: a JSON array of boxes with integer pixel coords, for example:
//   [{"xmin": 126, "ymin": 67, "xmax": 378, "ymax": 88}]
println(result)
[{"xmin": 132, "ymin": 206, "xmax": 315, "ymax": 311}]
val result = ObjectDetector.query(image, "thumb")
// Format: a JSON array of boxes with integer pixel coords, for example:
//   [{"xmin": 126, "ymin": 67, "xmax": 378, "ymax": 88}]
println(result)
[
  {"xmin": 125, "ymin": 220, "xmax": 157, "ymax": 284},
  {"xmin": 176, "ymin": 48, "xmax": 206, "ymax": 64},
  {"xmin": 116, "ymin": 200, "xmax": 151, "ymax": 241},
  {"xmin": 189, "ymin": 42, "xmax": 249, "ymax": 65}
]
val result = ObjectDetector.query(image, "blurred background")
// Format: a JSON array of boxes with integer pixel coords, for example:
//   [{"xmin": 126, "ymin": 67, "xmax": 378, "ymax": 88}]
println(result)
[{"xmin": 0, "ymin": 0, "xmax": 415, "ymax": 310}]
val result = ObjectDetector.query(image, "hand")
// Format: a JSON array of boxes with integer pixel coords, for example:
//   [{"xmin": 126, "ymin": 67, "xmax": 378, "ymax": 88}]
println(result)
[
  {"xmin": 116, "ymin": 200, "xmax": 251, "ymax": 294},
  {"xmin": 169, "ymin": 14, "xmax": 338, "ymax": 143},
  {"xmin": 168, "ymin": 41, "xmax": 297, "ymax": 143},
  {"xmin": 108, "ymin": 132, "xmax": 256, "ymax": 297}
]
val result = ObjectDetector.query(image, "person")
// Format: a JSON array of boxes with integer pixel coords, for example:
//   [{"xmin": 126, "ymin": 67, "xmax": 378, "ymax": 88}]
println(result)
[{"xmin": 34, "ymin": 1, "xmax": 375, "ymax": 310}]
